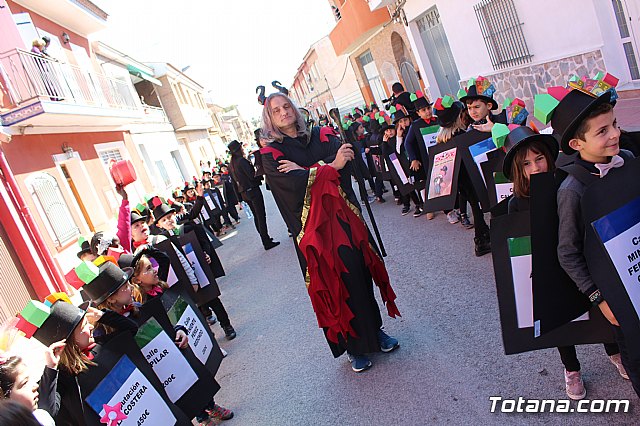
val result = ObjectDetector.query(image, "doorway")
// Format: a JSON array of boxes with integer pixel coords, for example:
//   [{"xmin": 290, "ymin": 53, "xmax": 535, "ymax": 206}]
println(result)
[
  {"xmin": 612, "ymin": 0, "xmax": 640, "ymax": 80},
  {"xmin": 417, "ymin": 6, "xmax": 461, "ymax": 96}
]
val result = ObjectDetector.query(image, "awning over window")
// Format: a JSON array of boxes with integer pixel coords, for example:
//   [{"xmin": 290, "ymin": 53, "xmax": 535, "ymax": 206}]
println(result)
[{"xmin": 127, "ymin": 65, "xmax": 162, "ymax": 86}]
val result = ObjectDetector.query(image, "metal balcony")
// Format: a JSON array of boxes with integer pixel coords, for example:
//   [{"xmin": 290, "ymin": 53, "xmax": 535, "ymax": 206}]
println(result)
[{"xmin": 1, "ymin": 48, "xmax": 143, "ymax": 128}]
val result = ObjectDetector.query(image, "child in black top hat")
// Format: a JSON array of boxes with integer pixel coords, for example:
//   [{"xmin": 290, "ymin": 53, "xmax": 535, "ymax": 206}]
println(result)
[
  {"xmin": 503, "ymin": 125, "xmax": 626, "ymax": 399},
  {"xmin": 391, "ymin": 106, "xmax": 424, "ymax": 217},
  {"xmin": 434, "ymin": 98, "xmax": 491, "ymax": 256},
  {"xmin": 153, "ymin": 200, "xmax": 236, "ymax": 341},
  {"xmin": 404, "ymin": 91, "xmax": 439, "ymax": 219},
  {"xmin": 552, "ymin": 83, "xmax": 639, "ymax": 397},
  {"xmin": 14, "ymin": 292, "xmax": 137, "ymax": 425},
  {"xmin": 460, "ymin": 76, "xmax": 506, "ymax": 133}
]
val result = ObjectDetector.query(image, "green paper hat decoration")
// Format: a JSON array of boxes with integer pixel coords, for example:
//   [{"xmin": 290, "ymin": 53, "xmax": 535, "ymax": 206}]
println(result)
[
  {"xmin": 15, "ymin": 292, "xmax": 73, "ymax": 338},
  {"xmin": 466, "ymin": 77, "xmax": 476, "ymax": 89},
  {"xmin": 534, "ymin": 71, "xmax": 619, "ymax": 125},
  {"xmin": 20, "ymin": 300, "xmax": 51, "ymax": 328},
  {"xmin": 388, "ymin": 106, "xmax": 397, "ymax": 115},
  {"xmin": 77, "ymin": 236, "xmax": 86, "ymax": 248},
  {"xmin": 362, "ymin": 115, "xmax": 370, "ymax": 122},
  {"xmin": 491, "ymin": 123, "xmax": 511, "ymax": 148},
  {"xmin": 378, "ymin": 117, "xmax": 385, "ymax": 124},
  {"xmin": 441, "ymin": 95, "xmax": 454, "ymax": 108},
  {"xmin": 533, "ymin": 93, "xmax": 560, "ymax": 124},
  {"xmin": 410, "ymin": 93, "xmax": 418, "ymax": 102},
  {"xmin": 456, "ymin": 88, "xmax": 467, "ymax": 100}
]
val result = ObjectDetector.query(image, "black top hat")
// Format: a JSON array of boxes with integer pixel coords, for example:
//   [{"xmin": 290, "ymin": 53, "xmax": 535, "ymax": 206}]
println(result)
[
  {"xmin": 82, "ymin": 261, "xmax": 133, "ymax": 305},
  {"xmin": 32, "ymin": 298, "xmax": 87, "ymax": 347},
  {"xmin": 391, "ymin": 105, "xmax": 409, "ymax": 124},
  {"xmin": 412, "ymin": 91, "xmax": 432, "ymax": 111},
  {"xmin": 228, "ymin": 140, "xmax": 242, "ymax": 153},
  {"xmin": 502, "ymin": 126, "xmax": 559, "ymax": 180},
  {"xmin": 76, "ymin": 238, "xmax": 92, "ymax": 259},
  {"xmin": 380, "ymin": 122, "xmax": 395, "ymax": 133},
  {"xmin": 254, "ymin": 128, "xmax": 262, "ymax": 142},
  {"xmin": 460, "ymin": 85, "xmax": 498, "ymax": 110},
  {"xmin": 131, "ymin": 211, "xmax": 147, "ymax": 225},
  {"xmin": 550, "ymin": 89, "xmax": 613, "ymax": 155},
  {"xmin": 152, "ymin": 203, "xmax": 175, "ymax": 224},
  {"xmin": 435, "ymin": 101, "xmax": 464, "ymax": 128},
  {"xmin": 182, "ymin": 181, "xmax": 195, "ymax": 193}
]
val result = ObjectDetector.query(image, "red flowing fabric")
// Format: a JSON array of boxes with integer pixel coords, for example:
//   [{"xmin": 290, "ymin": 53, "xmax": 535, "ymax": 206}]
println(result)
[{"xmin": 298, "ymin": 165, "xmax": 400, "ymax": 344}]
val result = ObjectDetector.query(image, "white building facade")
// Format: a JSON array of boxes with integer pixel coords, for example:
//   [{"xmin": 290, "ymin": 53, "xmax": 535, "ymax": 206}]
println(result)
[{"xmin": 373, "ymin": 0, "xmax": 640, "ymax": 109}]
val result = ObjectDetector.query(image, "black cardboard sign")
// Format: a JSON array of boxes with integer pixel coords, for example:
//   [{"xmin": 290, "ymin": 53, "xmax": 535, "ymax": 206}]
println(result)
[{"xmin": 490, "ymin": 211, "xmax": 614, "ymax": 355}]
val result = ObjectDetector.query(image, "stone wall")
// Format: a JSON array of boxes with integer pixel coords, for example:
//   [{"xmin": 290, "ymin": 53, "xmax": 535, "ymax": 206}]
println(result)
[{"xmin": 477, "ymin": 50, "xmax": 605, "ymax": 111}]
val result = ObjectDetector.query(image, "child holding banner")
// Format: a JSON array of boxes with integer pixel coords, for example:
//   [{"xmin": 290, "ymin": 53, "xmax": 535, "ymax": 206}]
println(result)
[
  {"xmin": 434, "ymin": 99, "xmax": 491, "ymax": 256},
  {"xmin": 548, "ymin": 79, "xmax": 640, "ymax": 396},
  {"xmin": 503, "ymin": 125, "xmax": 626, "ymax": 399},
  {"xmin": 86, "ymin": 257, "xmax": 233, "ymax": 425}
]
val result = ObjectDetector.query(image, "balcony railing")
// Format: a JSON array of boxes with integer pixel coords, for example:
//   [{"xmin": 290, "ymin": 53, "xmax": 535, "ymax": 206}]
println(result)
[
  {"xmin": 0, "ymin": 48, "xmax": 140, "ymax": 112},
  {"xmin": 142, "ymin": 104, "xmax": 169, "ymax": 123}
]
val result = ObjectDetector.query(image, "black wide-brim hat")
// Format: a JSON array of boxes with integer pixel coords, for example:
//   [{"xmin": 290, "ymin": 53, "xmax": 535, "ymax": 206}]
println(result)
[
  {"xmin": 82, "ymin": 261, "xmax": 133, "ymax": 305},
  {"xmin": 228, "ymin": 140, "xmax": 242, "ymax": 153},
  {"xmin": 33, "ymin": 300, "xmax": 87, "ymax": 347},
  {"xmin": 502, "ymin": 126, "xmax": 559, "ymax": 180},
  {"xmin": 131, "ymin": 211, "xmax": 147, "ymax": 225},
  {"xmin": 152, "ymin": 203, "xmax": 175, "ymax": 224},
  {"xmin": 392, "ymin": 109, "xmax": 409, "ymax": 124},
  {"xmin": 380, "ymin": 122, "xmax": 395, "ymax": 132},
  {"xmin": 435, "ymin": 101, "xmax": 464, "ymax": 128},
  {"xmin": 76, "ymin": 240, "xmax": 92, "ymax": 259},
  {"xmin": 460, "ymin": 85, "xmax": 498, "ymax": 110},
  {"xmin": 413, "ymin": 97, "xmax": 432, "ymax": 111},
  {"xmin": 550, "ymin": 89, "xmax": 613, "ymax": 155}
]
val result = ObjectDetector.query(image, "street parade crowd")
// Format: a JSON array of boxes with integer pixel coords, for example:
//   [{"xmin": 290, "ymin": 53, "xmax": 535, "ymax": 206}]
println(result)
[{"xmin": 1, "ymin": 68, "xmax": 640, "ymax": 425}]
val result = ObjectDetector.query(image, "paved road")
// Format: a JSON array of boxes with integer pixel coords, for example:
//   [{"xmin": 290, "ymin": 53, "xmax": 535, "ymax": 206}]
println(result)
[{"xmin": 210, "ymin": 187, "xmax": 638, "ymax": 425}]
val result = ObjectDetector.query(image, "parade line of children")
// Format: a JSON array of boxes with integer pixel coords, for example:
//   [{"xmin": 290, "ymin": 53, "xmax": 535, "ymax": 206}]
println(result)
[
  {"xmin": 2, "ymin": 70, "xmax": 640, "ymax": 425},
  {"xmin": 0, "ymin": 163, "xmax": 250, "ymax": 425}
]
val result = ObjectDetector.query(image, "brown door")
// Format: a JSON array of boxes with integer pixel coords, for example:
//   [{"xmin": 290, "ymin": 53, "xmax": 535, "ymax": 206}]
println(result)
[{"xmin": 60, "ymin": 164, "xmax": 94, "ymax": 232}]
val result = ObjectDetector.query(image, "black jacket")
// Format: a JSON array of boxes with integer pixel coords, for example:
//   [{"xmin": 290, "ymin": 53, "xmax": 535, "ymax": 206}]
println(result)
[{"xmin": 229, "ymin": 155, "xmax": 262, "ymax": 193}]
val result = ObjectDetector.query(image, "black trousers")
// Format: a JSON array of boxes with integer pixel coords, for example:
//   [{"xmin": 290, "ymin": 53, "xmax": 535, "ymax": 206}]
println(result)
[
  {"xmin": 227, "ymin": 203, "xmax": 239, "ymax": 221},
  {"xmin": 458, "ymin": 167, "xmax": 488, "ymax": 237},
  {"xmin": 401, "ymin": 190, "xmax": 422, "ymax": 208},
  {"xmin": 200, "ymin": 296, "xmax": 231, "ymax": 328},
  {"xmin": 557, "ymin": 343, "xmax": 619, "ymax": 372},
  {"xmin": 243, "ymin": 187, "xmax": 272, "ymax": 246}
]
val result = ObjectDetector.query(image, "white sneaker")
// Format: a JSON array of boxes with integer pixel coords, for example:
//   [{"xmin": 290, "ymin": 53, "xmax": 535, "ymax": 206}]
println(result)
[{"xmin": 447, "ymin": 210, "xmax": 460, "ymax": 224}]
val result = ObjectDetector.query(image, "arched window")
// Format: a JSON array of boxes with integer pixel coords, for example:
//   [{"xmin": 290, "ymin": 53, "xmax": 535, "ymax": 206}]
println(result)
[{"xmin": 25, "ymin": 172, "xmax": 79, "ymax": 247}]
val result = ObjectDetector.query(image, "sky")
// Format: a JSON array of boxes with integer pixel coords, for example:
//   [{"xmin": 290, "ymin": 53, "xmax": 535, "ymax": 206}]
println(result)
[{"xmin": 94, "ymin": 0, "xmax": 337, "ymax": 123}]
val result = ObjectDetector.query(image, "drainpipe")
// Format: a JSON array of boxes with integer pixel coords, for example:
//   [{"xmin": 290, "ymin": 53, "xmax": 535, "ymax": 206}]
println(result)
[{"xmin": 0, "ymin": 147, "xmax": 66, "ymax": 296}]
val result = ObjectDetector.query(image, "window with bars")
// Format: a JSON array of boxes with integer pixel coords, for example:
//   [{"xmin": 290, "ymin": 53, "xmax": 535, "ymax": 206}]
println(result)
[{"xmin": 474, "ymin": 0, "xmax": 532, "ymax": 70}]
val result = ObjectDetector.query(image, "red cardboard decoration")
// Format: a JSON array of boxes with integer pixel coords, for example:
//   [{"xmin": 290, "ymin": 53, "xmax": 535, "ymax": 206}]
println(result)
[
  {"xmin": 109, "ymin": 160, "xmax": 137, "ymax": 187},
  {"xmin": 15, "ymin": 314, "xmax": 37, "ymax": 338},
  {"xmin": 64, "ymin": 268, "xmax": 85, "ymax": 290}
]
